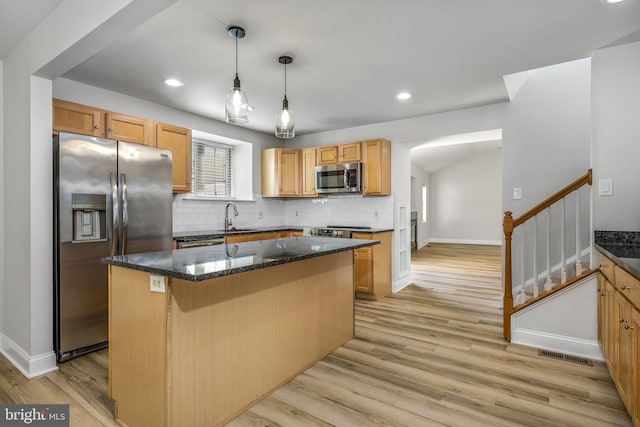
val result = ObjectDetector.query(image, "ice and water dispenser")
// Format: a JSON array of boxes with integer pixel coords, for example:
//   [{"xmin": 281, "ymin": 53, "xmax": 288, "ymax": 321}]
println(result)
[{"xmin": 72, "ymin": 193, "xmax": 107, "ymax": 242}]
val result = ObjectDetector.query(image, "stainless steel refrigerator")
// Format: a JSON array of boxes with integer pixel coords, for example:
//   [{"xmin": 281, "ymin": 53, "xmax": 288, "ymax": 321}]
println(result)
[{"xmin": 53, "ymin": 132, "xmax": 173, "ymax": 362}]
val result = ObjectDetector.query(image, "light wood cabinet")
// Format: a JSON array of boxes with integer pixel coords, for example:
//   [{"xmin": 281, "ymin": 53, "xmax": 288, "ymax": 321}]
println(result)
[
  {"xmin": 597, "ymin": 250, "xmax": 640, "ymax": 426},
  {"xmin": 156, "ymin": 123, "xmax": 192, "ymax": 193},
  {"xmin": 225, "ymin": 230, "xmax": 301, "ymax": 244},
  {"xmin": 53, "ymin": 99, "xmax": 104, "ymax": 137},
  {"xmin": 317, "ymin": 142, "xmax": 361, "ymax": 165},
  {"xmin": 632, "ymin": 308, "xmax": 640, "ymax": 426},
  {"xmin": 302, "ymin": 148, "xmax": 318, "ymax": 197},
  {"xmin": 362, "ymin": 138, "xmax": 391, "ymax": 196},
  {"xmin": 354, "ymin": 246, "xmax": 374, "ymax": 293},
  {"xmin": 614, "ymin": 291, "xmax": 633, "ymax": 408},
  {"xmin": 317, "ymin": 146, "xmax": 338, "ymax": 165},
  {"xmin": 106, "ymin": 112, "xmax": 153, "ymax": 146},
  {"xmin": 262, "ymin": 148, "xmax": 301, "ymax": 197},
  {"xmin": 339, "ymin": 142, "xmax": 361, "ymax": 162},
  {"xmin": 352, "ymin": 231, "xmax": 392, "ymax": 300}
]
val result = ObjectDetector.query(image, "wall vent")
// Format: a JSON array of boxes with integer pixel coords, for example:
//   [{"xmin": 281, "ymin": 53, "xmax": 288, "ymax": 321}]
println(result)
[{"xmin": 537, "ymin": 349, "xmax": 593, "ymax": 366}]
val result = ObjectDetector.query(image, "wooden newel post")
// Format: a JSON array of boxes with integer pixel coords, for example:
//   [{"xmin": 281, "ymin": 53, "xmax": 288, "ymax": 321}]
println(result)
[{"xmin": 503, "ymin": 211, "xmax": 514, "ymax": 341}]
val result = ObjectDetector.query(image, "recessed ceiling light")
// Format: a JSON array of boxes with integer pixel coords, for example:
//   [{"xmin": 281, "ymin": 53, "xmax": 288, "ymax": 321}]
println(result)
[
  {"xmin": 163, "ymin": 78, "xmax": 184, "ymax": 87},
  {"xmin": 396, "ymin": 92, "xmax": 412, "ymax": 100},
  {"xmin": 603, "ymin": 0, "xmax": 628, "ymax": 4}
]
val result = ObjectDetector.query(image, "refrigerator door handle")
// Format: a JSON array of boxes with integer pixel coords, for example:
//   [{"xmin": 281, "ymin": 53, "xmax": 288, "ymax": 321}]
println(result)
[
  {"xmin": 120, "ymin": 172, "xmax": 129, "ymax": 255},
  {"xmin": 110, "ymin": 172, "xmax": 119, "ymax": 256}
]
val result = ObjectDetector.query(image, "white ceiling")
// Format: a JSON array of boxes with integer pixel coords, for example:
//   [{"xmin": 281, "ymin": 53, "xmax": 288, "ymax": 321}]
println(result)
[{"xmin": 3, "ymin": 0, "xmax": 640, "ymax": 171}]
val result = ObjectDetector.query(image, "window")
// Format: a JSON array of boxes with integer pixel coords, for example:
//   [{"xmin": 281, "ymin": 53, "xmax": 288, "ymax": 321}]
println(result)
[
  {"xmin": 192, "ymin": 138, "xmax": 233, "ymax": 198},
  {"xmin": 422, "ymin": 184, "xmax": 427, "ymax": 223}
]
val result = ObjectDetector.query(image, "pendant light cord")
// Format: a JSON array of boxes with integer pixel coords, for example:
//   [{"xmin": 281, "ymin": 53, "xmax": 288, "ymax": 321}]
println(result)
[{"xmin": 235, "ymin": 30, "xmax": 239, "ymax": 77}]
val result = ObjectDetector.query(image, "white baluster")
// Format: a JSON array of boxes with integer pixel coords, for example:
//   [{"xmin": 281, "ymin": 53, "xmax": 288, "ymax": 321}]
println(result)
[
  {"xmin": 560, "ymin": 197, "xmax": 567, "ymax": 283},
  {"xmin": 545, "ymin": 208, "xmax": 553, "ymax": 291},
  {"xmin": 575, "ymin": 191, "xmax": 583, "ymax": 275},
  {"xmin": 520, "ymin": 229, "xmax": 525, "ymax": 294},
  {"xmin": 532, "ymin": 217, "xmax": 538, "ymax": 297}
]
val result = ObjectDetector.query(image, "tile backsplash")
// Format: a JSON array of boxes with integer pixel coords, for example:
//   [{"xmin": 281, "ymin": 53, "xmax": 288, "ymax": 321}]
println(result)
[{"xmin": 172, "ymin": 194, "xmax": 394, "ymax": 233}]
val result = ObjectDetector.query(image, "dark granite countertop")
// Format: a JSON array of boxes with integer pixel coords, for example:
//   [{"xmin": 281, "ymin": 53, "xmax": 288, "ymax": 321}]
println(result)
[
  {"xmin": 595, "ymin": 230, "xmax": 640, "ymax": 280},
  {"xmin": 173, "ymin": 226, "xmax": 305, "ymax": 241},
  {"xmin": 104, "ymin": 236, "xmax": 379, "ymax": 282},
  {"xmin": 173, "ymin": 226, "xmax": 393, "ymax": 241}
]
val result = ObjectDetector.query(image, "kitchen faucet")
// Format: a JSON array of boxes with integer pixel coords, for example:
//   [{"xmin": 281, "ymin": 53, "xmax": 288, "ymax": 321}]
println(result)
[{"xmin": 225, "ymin": 202, "xmax": 238, "ymax": 232}]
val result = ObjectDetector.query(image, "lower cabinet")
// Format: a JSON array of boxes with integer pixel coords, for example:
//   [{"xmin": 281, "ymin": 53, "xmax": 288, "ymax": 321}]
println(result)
[
  {"xmin": 597, "ymin": 251, "xmax": 640, "ymax": 427},
  {"xmin": 352, "ymin": 231, "xmax": 391, "ymax": 300},
  {"xmin": 224, "ymin": 230, "xmax": 301, "ymax": 244}
]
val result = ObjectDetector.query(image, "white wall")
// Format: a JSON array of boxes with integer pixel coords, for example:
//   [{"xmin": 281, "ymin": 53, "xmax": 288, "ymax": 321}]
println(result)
[
  {"xmin": 428, "ymin": 150, "xmax": 503, "ymax": 245},
  {"xmin": 511, "ymin": 275, "xmax": 601, "ymax": 360},
  {"xmin": 592, "ymin": 40, "xmax": 640, "ymax": 231},
  {"xmin": 502, "ymin": 58, "xmax": 592, "ymax": 218},
  {"xmin": 410, "ymin": 162, "xmax": 429, "ymax": 248},
  {"xmin": 0, "ymin": 59, "xmax": 4, "ymax": 336}
]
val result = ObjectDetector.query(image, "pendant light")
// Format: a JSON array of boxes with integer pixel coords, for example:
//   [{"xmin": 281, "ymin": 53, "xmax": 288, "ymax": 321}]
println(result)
[
  {"xmin": 275, "ymin": 55, "xmax": 295, "ymax": 138},
  {"xmin": 225, "ymin": 26, "xmax": 249, "ymax": 124}
]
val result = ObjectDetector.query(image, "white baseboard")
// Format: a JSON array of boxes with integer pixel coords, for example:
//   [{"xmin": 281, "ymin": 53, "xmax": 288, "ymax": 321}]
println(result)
[
  {"xmin": 426, "ymin": 238, "xmax": 501, "ymax": 246},
  {"xmin": 510, "ymin": 328, "xmax": 603, "ymax": 361},
  {"xmin": 0, "ymin": 334, "xmax": 58, "ymax": 378}
]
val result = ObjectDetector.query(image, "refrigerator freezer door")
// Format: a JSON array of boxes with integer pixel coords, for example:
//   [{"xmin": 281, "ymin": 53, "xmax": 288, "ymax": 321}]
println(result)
[
  {"xmin": 56, "ymin": 133, "xmax": 117, "ymax": 358},
  {"xmin": 117, "ymin": 141, "xmax": 173, "ymax": 255}
]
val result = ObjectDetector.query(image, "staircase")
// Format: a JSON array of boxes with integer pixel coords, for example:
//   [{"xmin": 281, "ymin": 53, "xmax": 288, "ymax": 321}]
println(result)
[{"xmin": 503, "ymin": 169, "xmax": 596, "ymax": 341}]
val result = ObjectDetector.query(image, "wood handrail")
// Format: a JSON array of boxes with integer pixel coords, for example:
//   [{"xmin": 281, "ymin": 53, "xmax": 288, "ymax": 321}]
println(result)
[{"xmin": 513, "ymin": 169, "xmax": 592, "ymax": 227}]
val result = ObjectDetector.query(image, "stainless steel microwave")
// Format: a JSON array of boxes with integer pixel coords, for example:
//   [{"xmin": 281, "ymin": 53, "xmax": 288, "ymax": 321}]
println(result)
[{"xmin": 315, "ymin": 163, "xmax": 362, "ymax": 193}]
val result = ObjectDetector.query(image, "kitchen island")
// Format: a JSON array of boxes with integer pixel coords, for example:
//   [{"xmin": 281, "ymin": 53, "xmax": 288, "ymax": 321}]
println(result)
[{"xmin": 104, "ymin": 236, "xmax": 378, "ymax": 427}]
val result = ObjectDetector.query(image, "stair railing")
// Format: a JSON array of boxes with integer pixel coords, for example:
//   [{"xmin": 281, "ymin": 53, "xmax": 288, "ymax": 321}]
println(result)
[{"xmin": 503, "ymin": 169, "xmax": 594, "ymax": 341}]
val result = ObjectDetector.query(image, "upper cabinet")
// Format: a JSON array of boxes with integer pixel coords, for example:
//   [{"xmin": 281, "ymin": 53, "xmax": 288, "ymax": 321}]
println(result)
[
  {"xmin": 53, "ymin": 99, "xmax": 193, "ymax": 194},
  {"xmin": 317, "ymin": 146, "xmax": 338, "ymax": 165},
  {"xmin": 106, "ymin": 113, "xmax": 154, "ymax": 146},
  {"xmin": 362, "ymin": 138, "xmax": 391, "ymax": 196},
  {"xmin": 156, "ymin": 123, "xmax": 192, "ymax": 194},
  {"xmin": 338, "ymin": 142, "xmax": 361, "ymax": 163},
  {"xmin": 261, "ymin": 138, "xmax": 391, "ymax": 198},
  {"xmin": 53, "ymin": 99, "xmax": 104, "ymax": 137},
  {"xmin": 262, "ymin": 148, "xmax": 301, "ymax": 197},
  {"xmin": 316, "ymin": 142, "xmax": 362, "ymax": 165},
  {"xmin": 301, "ymin": 148, "xmax": 318, "ymax": 197}
]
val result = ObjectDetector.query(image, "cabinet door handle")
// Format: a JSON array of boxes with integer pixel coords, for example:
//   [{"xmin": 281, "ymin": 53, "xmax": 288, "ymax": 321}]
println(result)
[
  {"xmin": 108, "ymin": 127, "xmax": 113, "ymax": 132},
  {"xmin": 624, "ymin": 323, "xmax": 634, "ymax": 331},
  {"xmin": 620, "ymin": 317, "xmax": 626, "ymax": 323},
  {"xmin": 94, "ymin": 124, "xmax": 100, "ymax": 129},
  {"xmin": 621, "ymin": 284, "xmax": 631, "ymax": 290}
]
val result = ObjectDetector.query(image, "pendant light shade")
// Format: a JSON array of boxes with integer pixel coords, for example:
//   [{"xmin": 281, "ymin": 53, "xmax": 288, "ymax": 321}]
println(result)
[
  {"xmin": 275, "ymin": 55, "xmax": 295, "ymax": 138},
  {"xmin": 225, "ymin": 26, "xmax": 249, "ymax": 124}
]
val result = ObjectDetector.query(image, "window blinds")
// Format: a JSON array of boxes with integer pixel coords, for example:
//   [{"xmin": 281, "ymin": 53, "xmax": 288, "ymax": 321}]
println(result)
[{"xmin": 192, "ymin": 139, "xmax": 233, "ymax": 197}]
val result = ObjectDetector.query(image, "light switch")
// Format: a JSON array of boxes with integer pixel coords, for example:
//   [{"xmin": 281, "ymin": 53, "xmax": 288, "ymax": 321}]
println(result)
[
  {"xmin": 513, "ymin": 188, "xmax": 522, "ymax": 200},
  {"xmin": 599, "ymin": 178, "xmax": 613, "ymax": 196}
]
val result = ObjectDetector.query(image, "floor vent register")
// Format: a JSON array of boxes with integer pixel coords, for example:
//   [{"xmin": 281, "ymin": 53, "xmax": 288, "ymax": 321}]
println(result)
[{"xmin": 537, "ymin": 349, "xmax": 594, "ymax": 367}]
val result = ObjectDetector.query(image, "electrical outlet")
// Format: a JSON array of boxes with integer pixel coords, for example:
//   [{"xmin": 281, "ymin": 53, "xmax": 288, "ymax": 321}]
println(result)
[
  {"xmin": 257, "ymin": 210, "xmax": 263, "ymax": 219},
  {"xmin": 150, "ymin": 275, "xmax": 166, "ymax": 293},
  {"xmin": 295, "ymin": 211, "xmax": 299, "ymax": 217},
  {"xmin": 374, "ymin": 211, "xmax": 380, "ymax": 219}
]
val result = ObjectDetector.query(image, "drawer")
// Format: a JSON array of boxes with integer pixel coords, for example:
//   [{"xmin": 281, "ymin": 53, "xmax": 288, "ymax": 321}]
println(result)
[
  {"xmin": 598, "ymin": 251, "xmax": 616, "ymax": 284},
  {"xmin": 614, "ymin": 265, "xmax": 640, "ymax": 307}
]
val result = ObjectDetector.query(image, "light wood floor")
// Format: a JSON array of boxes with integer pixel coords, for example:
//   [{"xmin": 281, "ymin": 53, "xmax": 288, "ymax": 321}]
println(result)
[{"xmin": 0, "ymin": 243, "xmax": 632, "ymax": 426}]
